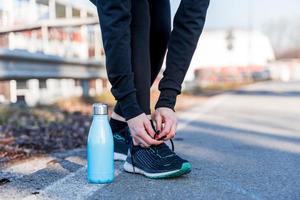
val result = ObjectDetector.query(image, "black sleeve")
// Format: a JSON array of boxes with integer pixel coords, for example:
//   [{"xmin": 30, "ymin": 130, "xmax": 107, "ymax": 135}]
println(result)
[
  {"xmin": 155, "ymin": 0, "xmax": 210, "ymax": 110},
  {"xmin": 95, "ymin": 0, "xmax": 143, "ymax": 120}
]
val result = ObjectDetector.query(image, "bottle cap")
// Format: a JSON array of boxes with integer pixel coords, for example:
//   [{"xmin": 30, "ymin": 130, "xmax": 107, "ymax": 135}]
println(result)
[{"xmin": 93, "ymin": 103, "xmax": 108, "ymax": 115}]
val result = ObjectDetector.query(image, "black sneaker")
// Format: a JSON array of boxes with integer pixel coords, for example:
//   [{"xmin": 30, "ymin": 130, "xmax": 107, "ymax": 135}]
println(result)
[
  {"xmin": 123, "ymin": 122, "xmax": 191, "ymax": 179},
  {"xmin": 113, "ymin": 127, "xmax": 130, "ymax": 161}
]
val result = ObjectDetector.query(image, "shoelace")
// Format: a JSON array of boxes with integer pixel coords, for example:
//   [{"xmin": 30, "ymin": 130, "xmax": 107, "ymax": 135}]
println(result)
[
  {"xmin": 130, "ymin": 120, "xmax": 175, "ymax": 172},
  {"xmin": 150, "ymin": 120, "xmax": 174, "ymax": 152}
]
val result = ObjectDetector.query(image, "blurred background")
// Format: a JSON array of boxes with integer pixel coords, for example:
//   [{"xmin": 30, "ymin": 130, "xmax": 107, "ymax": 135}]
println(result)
[
  {"xmin": 0, "ymin": 0, "xmax": 300, "ymax": 106},
  {"xmin": 0, "ymin": 0, "xmax": 300, "ymax": 164}
]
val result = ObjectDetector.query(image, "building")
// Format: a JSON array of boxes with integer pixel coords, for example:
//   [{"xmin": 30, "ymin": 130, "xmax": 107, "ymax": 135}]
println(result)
[
  {"xmin": 267, "ymin": 49, "xmax": 300, "ymax": 81},
  {"xmin": 0, "ymin": 0, "xmax": 96, "ymax": 26},
  {"xmin": 186, "ymin": 29, "xmax": 275, "ymax": 86},
  {"xmin": 0, "ymin": 0, "xmax": 108, "ymax": 105},
  {"xmin": 0, "ymin": 0, "xmax": 101, "ymax": 59}
]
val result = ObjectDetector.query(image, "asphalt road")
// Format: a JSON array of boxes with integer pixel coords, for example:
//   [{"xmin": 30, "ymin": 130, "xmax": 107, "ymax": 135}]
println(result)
[{"xmin": 1, "ymin": 81, "xmax": 300, "ymax": 200}]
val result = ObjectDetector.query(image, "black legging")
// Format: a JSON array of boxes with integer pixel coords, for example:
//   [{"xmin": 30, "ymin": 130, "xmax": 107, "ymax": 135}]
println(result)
[
  {"xmin": 91, "ymin": 0, "xmax": 211, "ymax": 120},
  {"xmin": 114, "ymin": 0, "xmax": 171, "ymax": 117}
]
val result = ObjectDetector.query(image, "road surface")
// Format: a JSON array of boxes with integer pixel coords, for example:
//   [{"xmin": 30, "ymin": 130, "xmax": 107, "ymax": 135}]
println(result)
[{"xmin": 1, "ymin": 81, "xmax": 300, "ymax": 200}]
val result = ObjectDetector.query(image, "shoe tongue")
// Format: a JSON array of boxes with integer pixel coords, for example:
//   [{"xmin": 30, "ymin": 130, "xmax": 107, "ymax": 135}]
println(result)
[{"xmin": 152, "ymin": 143, "xmax": 174, "ymax": 157}]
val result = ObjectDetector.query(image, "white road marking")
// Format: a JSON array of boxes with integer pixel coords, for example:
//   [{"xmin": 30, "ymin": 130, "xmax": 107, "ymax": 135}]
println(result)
[
  {"xmin": 3, "ymin": 94, "xmax": 230, "ymax": 200},
  {"xmin": 23, "ymin": 165, "xmax": 122, "ymax": 200},
  {"xmin": 177, "ymin": 94, "xmax": 230, "ymax": 130}
]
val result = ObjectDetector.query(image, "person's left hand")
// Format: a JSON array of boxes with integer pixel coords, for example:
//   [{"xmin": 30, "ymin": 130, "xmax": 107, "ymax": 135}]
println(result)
[{"xmin": 152, "ymin": 107, "xmax": 177, "ymax": 140}]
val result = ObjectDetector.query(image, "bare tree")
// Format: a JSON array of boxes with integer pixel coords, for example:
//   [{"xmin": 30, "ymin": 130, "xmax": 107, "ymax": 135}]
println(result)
[{"xmin": 263, "ymin": 18, "xmax": 300, "ymax": 55}]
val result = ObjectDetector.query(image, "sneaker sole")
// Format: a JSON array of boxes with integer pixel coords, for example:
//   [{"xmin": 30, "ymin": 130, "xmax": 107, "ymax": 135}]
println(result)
[
  {"xmin": 123, "ymin": 161, "xmax": 191, "ymax": 179},
  {"xmin": 114, "ymin": 152, "xmax": 127, "ymax": 161}
]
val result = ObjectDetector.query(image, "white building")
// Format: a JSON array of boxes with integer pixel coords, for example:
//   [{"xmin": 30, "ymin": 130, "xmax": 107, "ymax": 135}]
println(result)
[
  {"xmin": 0, "ymin": 0, "xmax": 101, "ymax": 60},
  {"xmin": 0, "ymin": 0, "xmax": 108, "ymax": 105},
  {"xmin": 185, "ymin": 29, "xmax": 275, "ymax": 83},
  {"xmin": 0, "ymin": 0, "xmax": 96, "ymax": 26}
]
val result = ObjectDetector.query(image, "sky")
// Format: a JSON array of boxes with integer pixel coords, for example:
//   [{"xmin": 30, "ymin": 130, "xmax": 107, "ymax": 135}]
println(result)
[
  {"xmin": 2, "ymin": 0, "xmax": 298, "ymax": 51},
  {"xmin": 2, "ymin": 0, "xmax": 299, "ymax": 29},
  {"xmin": 82, "ymin": 0, "xmax": 300, "ymax": 51},
  {"xmin": 171, "ymin": 0, "xmax": 300, "ymax": 30},
  {"xmin": 171, "ymin": 0, "xmax": 300, "ymax": 51},
  {"xmin": 2, "ymin": 0, "xmax": 298, "ymax": 30}
]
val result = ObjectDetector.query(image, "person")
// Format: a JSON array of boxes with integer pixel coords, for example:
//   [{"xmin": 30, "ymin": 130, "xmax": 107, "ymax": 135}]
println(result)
[{"xmin": 90, "ymin": 0, "xmax": 210, "ymax": 179}]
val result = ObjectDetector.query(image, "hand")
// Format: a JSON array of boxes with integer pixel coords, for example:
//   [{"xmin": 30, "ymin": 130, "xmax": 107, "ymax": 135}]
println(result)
[
  {"xmin": 152, "ymin": 107, "xmax": 177, "ymax": 140},
  {"xmin": 127, "ymin": 113, "xmax": 163, "ymax": 148}
]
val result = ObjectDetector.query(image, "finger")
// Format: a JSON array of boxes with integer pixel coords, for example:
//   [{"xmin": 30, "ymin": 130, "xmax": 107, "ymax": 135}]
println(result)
[
  {"xmin": 144, "ymin": 120, "xmax": 155, "ymax": 138},
  {"xmin": 138, "ymin": 130, "xmax": 163, "ymax": 146},
  {"xmin": 156, "ymin": 122, "xmax": 171, "ymax": 140},
  {"xmin": 165, "ymin": 123, "xmax": 177, "ymax": 140},
  {"xmin": 156, "ymin": 129, "xmax": 168, "ymax": 140},
  {"xmin": 137, "ymin": 137, "xmax": 150, "ymax": 148},
  {"xmin": 154, "ymin": 114, "xmax": 162, "ymax": 132},
  {"xmin": 132, "ymin": 137, "xmax": 139, "ymax": 146},
  {"xmin": 134, "ymin": 135, "xmax": 150, "ymax": 148},
  {"xmin": 160, "ymin": 120, "xmax": 172, "ymax": 138}
]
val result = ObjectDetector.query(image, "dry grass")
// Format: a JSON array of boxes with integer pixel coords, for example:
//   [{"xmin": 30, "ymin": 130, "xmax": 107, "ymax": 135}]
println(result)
[
  {"xmin": 55, "ymin": 89, "xmax": 207, "ymax": 115},
  {"xmin": 150, "ymin": 90, "xmax": 207, "ymax": 112},
  {"xmin": 194, "ymin": 81, "xmax": 254, "ymax": 95}
]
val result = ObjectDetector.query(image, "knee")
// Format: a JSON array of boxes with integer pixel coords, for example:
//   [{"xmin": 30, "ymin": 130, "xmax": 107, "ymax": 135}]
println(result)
[{"xmin": 151, "ymin": 23, "xmax": 171, "ymax": 41}]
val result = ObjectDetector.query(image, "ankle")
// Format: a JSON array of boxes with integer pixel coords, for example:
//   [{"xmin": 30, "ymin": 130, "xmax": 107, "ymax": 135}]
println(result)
[
  {"xmin": 111, "ymin": 111, "xmax": 126, "ymax": 122},
  {"xmin": 109, "ymin": 117, "xmax": 127, "ymax": 133}
]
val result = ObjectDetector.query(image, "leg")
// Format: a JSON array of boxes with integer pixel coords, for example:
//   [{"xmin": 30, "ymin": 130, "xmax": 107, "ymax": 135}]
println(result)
[
  {"xmin": 114, "ymin": 0, "xmax": 152, "ymax": 118},
  {"xmin": 131, "ymin": 0, "xmax": 151, "ymax": 115},
  {"xmin": 113, "ymin": 0, "xmax": 170, "ymax": 126},
  {"xmin": 92, "ymin": 0, "xmax": 143, "ymax": 121},
  {"xmin": 149, "ymin": 0, "xmax": 171, "ymax": 85}
]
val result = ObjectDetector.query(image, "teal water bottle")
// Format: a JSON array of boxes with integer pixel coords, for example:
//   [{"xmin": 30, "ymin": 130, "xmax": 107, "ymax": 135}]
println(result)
[{"xmin": 87, "ymin": 103, "xmax": 114, "ymax": 184}]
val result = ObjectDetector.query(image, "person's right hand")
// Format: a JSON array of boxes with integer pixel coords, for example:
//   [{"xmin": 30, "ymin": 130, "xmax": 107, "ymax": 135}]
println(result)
[{"xmin": 127, "ymin": 113, "xmax": 163, "ymax": 148}]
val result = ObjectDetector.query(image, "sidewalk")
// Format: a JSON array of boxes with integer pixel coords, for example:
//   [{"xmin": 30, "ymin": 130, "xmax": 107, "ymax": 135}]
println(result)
[{"xmin": 1, "ymin": 81, "xmax": 300, "ymax": 200}]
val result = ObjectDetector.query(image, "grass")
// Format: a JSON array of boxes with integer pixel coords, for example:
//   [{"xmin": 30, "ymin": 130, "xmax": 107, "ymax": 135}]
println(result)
[
  {"xmin": 54, "ymin": 89, "xmax": 207, "ymax": 115},
  {"xmin": 191, "ymin": 81, "xmax": 254, "ymax": 96}
]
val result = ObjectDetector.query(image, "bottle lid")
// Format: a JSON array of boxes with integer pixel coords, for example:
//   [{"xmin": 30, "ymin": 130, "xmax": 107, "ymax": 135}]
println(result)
[{"xmin": 93, "ymin": 103, "xmax": 108, "ymax": 115}]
